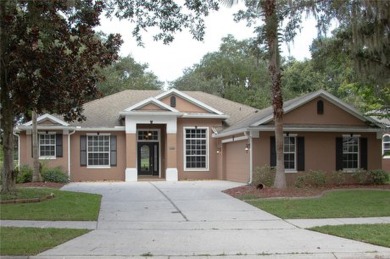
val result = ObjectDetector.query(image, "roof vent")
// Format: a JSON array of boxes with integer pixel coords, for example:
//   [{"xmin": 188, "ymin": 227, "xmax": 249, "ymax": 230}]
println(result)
[
  {"xmin": 317, "ymin": 100, "xmax": 324, "ymax": 115},
  {"xmin": 170, "ymin": 96, "xmax": 176, "ymax": 108}
]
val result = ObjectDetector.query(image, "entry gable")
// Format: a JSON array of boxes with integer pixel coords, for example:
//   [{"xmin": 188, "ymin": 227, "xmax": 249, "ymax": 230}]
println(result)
[
  {"xmin": 124, "ymin": 97, "xmax": 180, "ymax": 113},
  {"xmin": 155, "ymin": 89, "xmax": 224, "ymax": 115}
]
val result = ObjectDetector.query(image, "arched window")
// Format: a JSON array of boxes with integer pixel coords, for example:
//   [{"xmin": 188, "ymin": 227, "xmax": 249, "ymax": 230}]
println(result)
[
  {"xmin": 170, "ymin": 96, "xmax": 176, "ymax": 107},
  {"xmin": 317, "ymin": 100, "xmax": 324, "ymax": 115},
  {"xmin": 383, "ymin": 134, "xmax": 390, "ymax": 157}
]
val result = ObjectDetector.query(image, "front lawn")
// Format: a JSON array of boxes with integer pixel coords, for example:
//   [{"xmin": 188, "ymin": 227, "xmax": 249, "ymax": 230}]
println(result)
[
  {"xmin": 311, "ymin": 224, "xmax": 390, "ymax": 248},
  {"xmin": 0, "ymin": 227, "xmax": 90, "ymax": 256},
  {"xmin": 0, "ymin": 188, "xmax": 101, "ymax": 221},
  {"xmin": 246, "ymin": 190, "xmax": 390, "ymax": 219}
]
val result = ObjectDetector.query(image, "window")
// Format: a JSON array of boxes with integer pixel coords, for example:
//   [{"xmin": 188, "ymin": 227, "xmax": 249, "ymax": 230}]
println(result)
[
  {"xmin": 342, "ymin": 136, "xmax": 359, "ymax": 169},
  {"xmin": 383, "ymin": 134, "xmax": 390, "ymax": 157},
  {"xmin": 284, "ymin": 136, "xmax": 296, "ymax": 171},
  {"xmin": 39, "ymin": 133, "xmax": 56, "ymax": 158},
  {"xmin": 87, "ymin": 135, "xmax": 110, "ymax": 167},
  {"xmin": 138, "ymin": 130, "xmax": 159, "ymax": 141},
  {"xmin": 184, "ymin": 127, "xmax": 208, "ymax": 170}
]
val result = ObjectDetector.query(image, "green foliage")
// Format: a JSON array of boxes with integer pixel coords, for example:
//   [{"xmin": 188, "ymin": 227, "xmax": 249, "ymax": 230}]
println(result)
[
  {"xmin": 295, "ymin": 170, "xmax": 327, "ymax": 188},
  {"xmin": 248, "ymin": 190, "xmax": 390, "ymax": 219},
  {"xmin": 41, "ymin": 167, "xmax": 69, "ymax": 183},
  {"xmin": 0, "ymin": 227, "xmax": 90, "ymax": 256},
  {"xmin": 329, "ymin": 171, "xmax": 346, "ymax": 187},
  {"xmin": 1, "ymin": 188, "xmax": 101, "ymax": 221},
  {"xmin": 16, "ymin": 165, "xmax": 33, "ymax": 184},
  {"xmin": 368, "ymin": 170, "xmax": 390, "ymax": 185},
  {"xmin": 170, "ymin": 35, "xmax": 272, "ymax": 109},
  {"xmin": 0, "ymin": 188, "xmax": 52, "ymax": 201},
  {"xmin": 97, "ymin": 55, "xmax": 163, "ymax": 96},
  {"xmin": 252, "ymin": 166, "xmax": 275, "ymax": 187},
  {"xmin": 311, "ymin": 224, "xmax": 390, "ymax": 248}
]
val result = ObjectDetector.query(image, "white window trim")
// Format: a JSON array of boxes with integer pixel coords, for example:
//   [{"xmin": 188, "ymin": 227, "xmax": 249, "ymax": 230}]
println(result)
[
  {"xmin": 383, "ymin": 134, "xmax": 390, "ymax": 159},
  {"xmin": 86, "ymin": 133, "xmax": 111, "ymax": 168},
  {"xmin": 284, "ymin": 136, "xmax": 297, "ymax": 173},
  {"xmin": 38, "ymin": 132, "xmax": 56, "ymax": 159},
  {"xmin": 342, "ymin": 136, "xmax": 360, "ymax": 172},
  {"xmin": 183, "ymin": 127, "xmax": 209, "ymax": 172}
]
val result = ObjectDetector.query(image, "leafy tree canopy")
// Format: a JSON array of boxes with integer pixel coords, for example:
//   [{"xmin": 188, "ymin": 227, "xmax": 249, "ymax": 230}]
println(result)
[
  {"xmin": 170, "ymin": 34, "xmax": 271, "ymax": 109},
  {"xmin": 97, "ymin": 55, "xmax": 163, "ymax": 96}
]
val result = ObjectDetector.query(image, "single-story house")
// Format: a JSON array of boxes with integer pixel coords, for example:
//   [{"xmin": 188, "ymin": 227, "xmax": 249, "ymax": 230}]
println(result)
[{"xmin": 15, "ymin": 89, "xmax": 388, "ymax": 183}]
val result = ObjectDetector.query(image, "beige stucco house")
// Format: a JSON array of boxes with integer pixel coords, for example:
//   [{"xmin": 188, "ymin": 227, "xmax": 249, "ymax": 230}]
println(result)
[{"xmin": 15, "ymin": 89, "xmax": 388, "ymax": 183}]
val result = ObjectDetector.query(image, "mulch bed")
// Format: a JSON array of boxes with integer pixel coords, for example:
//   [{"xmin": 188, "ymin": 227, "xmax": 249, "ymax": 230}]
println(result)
[
  {"xmin": 223, "ymin": 184, "xmax": 390, "ymax": 199},
  {"xmin": 17, "ymin": 182, "xmax": 66, "ymax": 189}
]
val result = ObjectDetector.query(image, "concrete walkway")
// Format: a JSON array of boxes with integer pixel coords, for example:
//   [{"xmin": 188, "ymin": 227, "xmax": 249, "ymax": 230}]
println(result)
[{"xmin": 1, "ymin": 181, "xmax": 390, "ymax": 258}]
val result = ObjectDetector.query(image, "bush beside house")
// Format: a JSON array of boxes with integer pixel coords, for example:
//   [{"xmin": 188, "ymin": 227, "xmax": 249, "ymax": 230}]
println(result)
[{"xmin": 252, "ymin": 166, "xmax": 389, "ymax": 188}]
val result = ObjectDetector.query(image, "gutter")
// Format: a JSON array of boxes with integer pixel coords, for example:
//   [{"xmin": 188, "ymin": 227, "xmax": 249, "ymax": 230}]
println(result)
[
  {"xmin": 67, "ymin": 129, "xmax": 76, "ymax": 179},
  {"xmin": 248, "ymin": 135, "xmax": 253, "ymax": 185}
]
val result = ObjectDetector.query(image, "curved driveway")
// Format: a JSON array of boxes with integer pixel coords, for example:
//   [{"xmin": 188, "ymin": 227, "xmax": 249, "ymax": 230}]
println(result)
[{"xmin": 40, "ymin": 181, "xmax": 390, "ymax": 258}]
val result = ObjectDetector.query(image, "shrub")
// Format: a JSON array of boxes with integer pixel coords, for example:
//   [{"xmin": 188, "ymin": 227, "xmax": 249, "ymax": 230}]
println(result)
[
  {"xmin": 252, "ymin": 165, "xmax": 275, "ymax": 187},
  {"xmin": 16, "ymin": 165, "xmax": 33, "ymax": 183},
  {"xmin": 367, "ymin": 170, "xmax": 389, "ymax": 185},
  {"xmin": 295, "ymin": 175, "xmax": 305, "ymax": 188},
  {"xmin": 295, "ymin": 170, "xmax": 327, "ymax": 188},
  {"xmin": 352, "ymin": 170, "xmax": 371, "ymax": 185},
  {"xmin": 42, "ymin": 166, "xmax": 69, "ymax": 183},
  {"xmin": 329, "ymin": 170, "xmax": 346, "ymax": 186}
]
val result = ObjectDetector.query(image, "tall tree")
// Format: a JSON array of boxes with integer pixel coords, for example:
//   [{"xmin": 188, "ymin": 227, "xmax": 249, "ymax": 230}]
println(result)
[
  {"xmin": 1, "ymin": 0, "xmax": 122, "ymax": 193},
  {"xmin": 97, "ymin": 55, "xmax": 163, "ymax": 96},
  {"xmin": 225, "ymin": 0, "xmax": 312, "ymax": 188},
  {"xmin": 171, "ymin": 35, "xmax": 271, "ymax": 109}
]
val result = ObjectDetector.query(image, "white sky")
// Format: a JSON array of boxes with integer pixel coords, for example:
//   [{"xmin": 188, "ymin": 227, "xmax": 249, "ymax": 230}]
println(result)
[{"xmin": 98, "ymin": 4, "xmax": 317, "ymax": 84}]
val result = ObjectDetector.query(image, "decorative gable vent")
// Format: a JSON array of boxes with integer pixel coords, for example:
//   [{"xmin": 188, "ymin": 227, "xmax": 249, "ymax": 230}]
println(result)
[
  {"xmin": 317, "ymin": 100, "xmax": 324, "ymax": 115},
  {"xmin": 170, "ymin": 96, "xmax": 176, "ymax": 107}
]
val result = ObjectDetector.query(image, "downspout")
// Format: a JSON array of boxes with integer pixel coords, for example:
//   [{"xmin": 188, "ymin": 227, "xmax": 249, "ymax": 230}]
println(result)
[
  {"xmin": 13, "ymin": 130, "xmax": 20, "ymax": 168},
  {"xmin": 67, "ymin": 129, "xmax": 76, "ymax": 179},
  {"xmin": 248, "ymin": 135, "xmax": 253, "ymax": 185}
]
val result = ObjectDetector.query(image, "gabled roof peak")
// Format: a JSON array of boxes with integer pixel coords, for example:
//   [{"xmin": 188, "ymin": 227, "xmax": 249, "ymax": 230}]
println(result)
[
  {"xmin": 124, "ymin": 97, "xmax": 179, "ymax": 112},
  {"xmin": 24, "ymin": 113, "xmax": 69, "ymax": 127},
  {"xmin": 155, "ymin": 89, "xmax": 224, "ymax": 115}
]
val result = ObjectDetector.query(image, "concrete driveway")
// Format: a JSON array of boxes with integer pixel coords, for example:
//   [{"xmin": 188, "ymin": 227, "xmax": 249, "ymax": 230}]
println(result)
[{"xmin": 39, "ymin": 181, "xmax": 390, "ymax": 258}]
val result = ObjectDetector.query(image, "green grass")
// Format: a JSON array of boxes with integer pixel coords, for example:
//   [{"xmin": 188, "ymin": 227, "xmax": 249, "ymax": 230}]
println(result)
[
  {"xmin": 310, "ymin": 224, "xmax": 390, "ymax": 248},
  {"xmin": 0, "ymin": 188, "xmax": 101, "ymax": 221},
  {"xmin": 0, "ymin": 227, "xmax": 90, "ymax": 256},
  {"xmin": 0, "ymin": 187, "xmax": 53, "ymax": 200},
  {"xmin": 247, "ymin": 190, "xmax": 390, "ymax": 219}
]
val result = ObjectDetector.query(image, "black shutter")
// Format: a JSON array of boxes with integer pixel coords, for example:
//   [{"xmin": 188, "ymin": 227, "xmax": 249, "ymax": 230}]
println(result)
[
  {"xmin": 80, "ymin": 135, "xmax": 87, "ymax": 166},
  {"xmin": 270, "ymin": 136, "xmax": 276, "ymax": 167},
  {"xmin": 336, "ymin": 137, "xmax": 343, "ymax": 171},
  {"xmin": 297, "ymin": 137, "xmax": 305, "ymax": 171},
  {"xmin": 56, "ymin": 134, "xmax": 63, "ymax": 157},
  {"xmin": 110, "ymin": 135, "xmax": 117, "ymax": 166},
  {"xmin": 360, "ymin": 137, "xmax": 368, "ymax": 170}
]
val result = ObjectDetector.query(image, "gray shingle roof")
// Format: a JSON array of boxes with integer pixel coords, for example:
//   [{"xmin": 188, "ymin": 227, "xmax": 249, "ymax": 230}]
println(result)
[
  {"xmin": 216, "ymin": 89, "xmax": 383, "ymax": 137},
  {"xmin": 68, "ymin": 90, "xmax": 258, "ymax": 129}
]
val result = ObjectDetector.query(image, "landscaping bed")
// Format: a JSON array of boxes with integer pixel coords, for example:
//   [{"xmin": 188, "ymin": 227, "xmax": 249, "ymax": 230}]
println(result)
[{"xmin": 223, "ymin": 184, "xmax": 390, "ymax": 199}]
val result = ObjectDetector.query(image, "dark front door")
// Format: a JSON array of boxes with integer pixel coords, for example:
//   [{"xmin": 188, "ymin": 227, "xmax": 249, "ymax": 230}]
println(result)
[{"xmin": 138, "ymin": 142, "xmax": 159, "ymax": 176}]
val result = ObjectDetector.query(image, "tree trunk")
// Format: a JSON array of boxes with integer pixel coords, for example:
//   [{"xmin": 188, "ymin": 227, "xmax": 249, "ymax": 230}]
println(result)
[
  {"xmin": 1, "ymin": 0, "xmax": 16, "ymax": 194},
  {"xmin": 1, "ymin": 105, "xmax": 16, "ymax": 194},
  {"xmin": 263, "ymin": 0, "xmax": 286, "ymax": 189},
  {"xmin": 32, "ymin": 111, "xmax": 42, "ymax": 182}
]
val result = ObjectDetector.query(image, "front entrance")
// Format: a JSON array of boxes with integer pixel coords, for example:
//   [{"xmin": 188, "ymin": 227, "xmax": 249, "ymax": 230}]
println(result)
[{"xmin": 137, "ymin": 142, "xmax": 159, "ymax": 176}]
